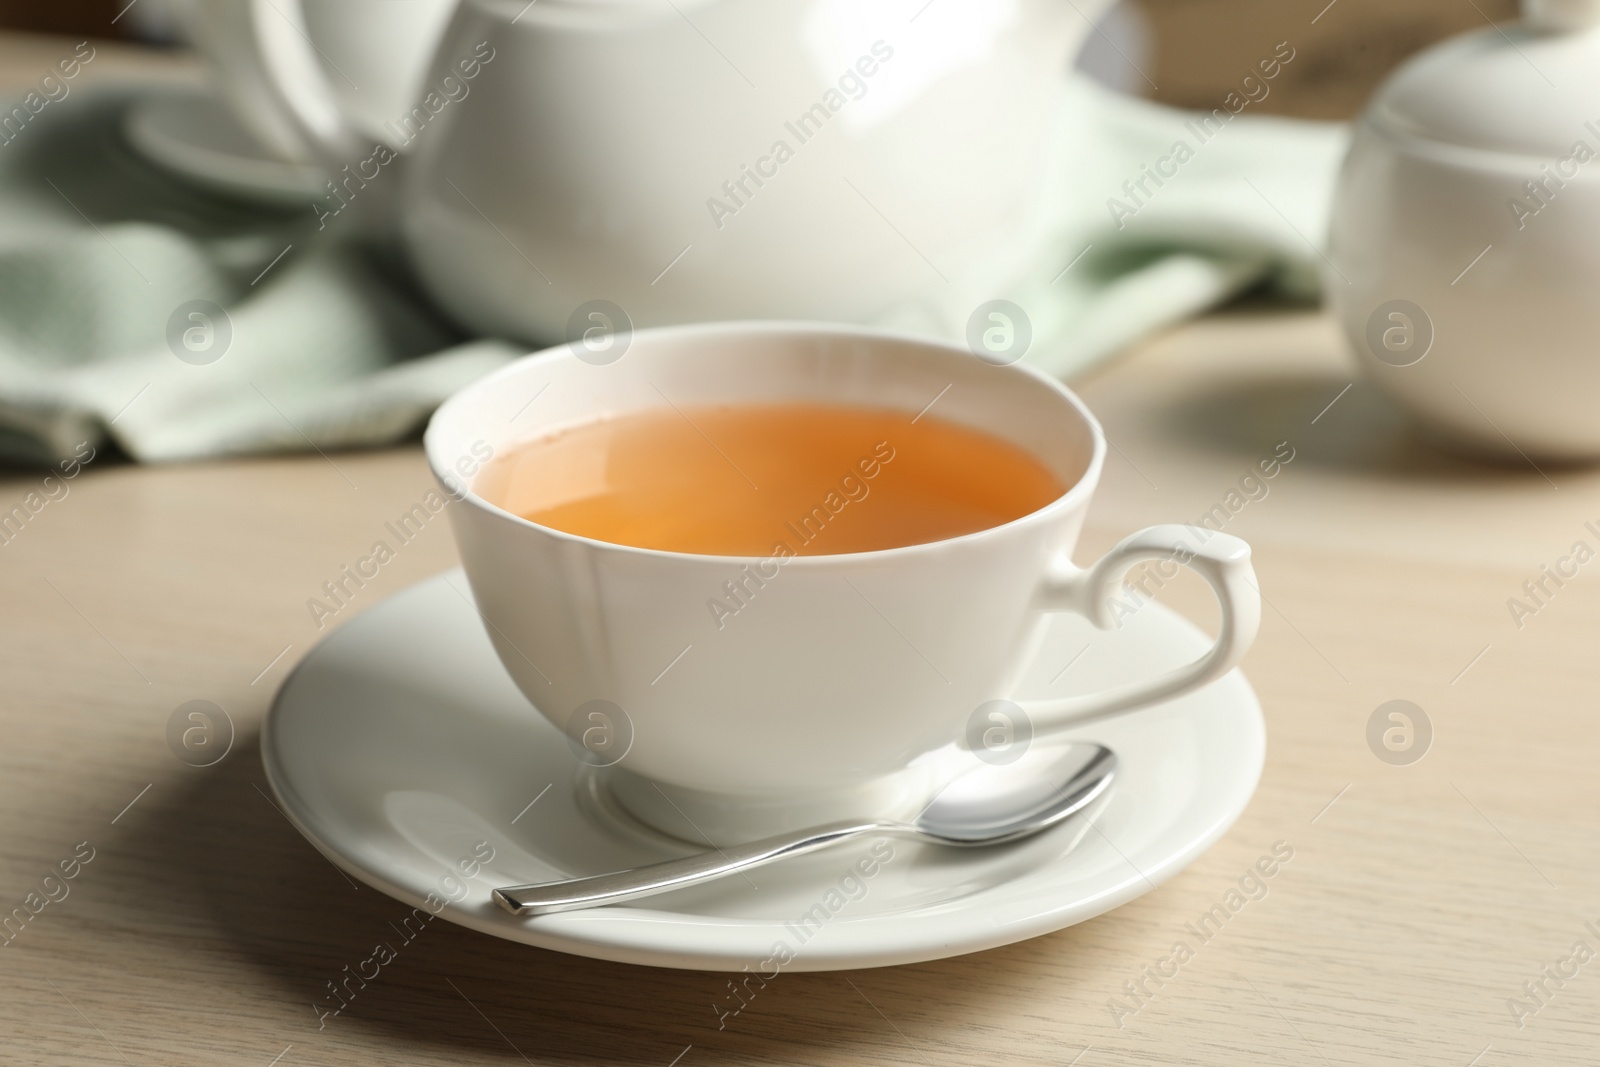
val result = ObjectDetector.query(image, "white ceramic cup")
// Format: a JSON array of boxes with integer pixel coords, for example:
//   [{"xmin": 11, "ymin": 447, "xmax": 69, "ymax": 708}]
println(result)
[
  {"xmin": 182, "ymin": 0, "xmax": 458, "ymax": 165},
  {"xmin": 425, "ymin": 323, "xmax": 1261, "ymax": 843}
]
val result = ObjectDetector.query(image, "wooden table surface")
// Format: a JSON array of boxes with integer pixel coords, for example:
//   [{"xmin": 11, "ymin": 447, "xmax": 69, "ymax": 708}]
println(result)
[{"xmin": 4, "ymin": 32, "xmax": 1600, "ymax": 1067}]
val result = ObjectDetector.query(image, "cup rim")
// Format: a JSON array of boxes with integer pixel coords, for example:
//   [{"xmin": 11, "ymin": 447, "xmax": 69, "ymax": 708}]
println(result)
[{"xmin": 424, "ymin": 320, "xmax": 1108, "ymax": 566}]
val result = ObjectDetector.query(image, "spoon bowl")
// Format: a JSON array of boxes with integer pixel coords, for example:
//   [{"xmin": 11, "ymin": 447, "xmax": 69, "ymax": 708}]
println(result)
[{"xmin": 915, "ymin": 742, "xmax": 1117, "ymax": 845}]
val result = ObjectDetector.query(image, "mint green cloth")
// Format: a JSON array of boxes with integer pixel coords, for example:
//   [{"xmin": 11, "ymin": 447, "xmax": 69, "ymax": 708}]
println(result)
[
  {"xmin": 879, "ymin": 80, "xmax": 1350, "ymax": 372},
  {"xmin": 0, "ymin": 90, "xmax": 516, "ymax": 465},
  {"xmin": 0, "ymin": 83, "xmax": 1346, "ymax": 466}
]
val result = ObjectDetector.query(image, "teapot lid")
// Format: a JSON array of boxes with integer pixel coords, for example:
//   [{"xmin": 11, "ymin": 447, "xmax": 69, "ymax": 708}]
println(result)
[{"xmin": 1367, "ymin": 0, "xmax": 1600, "ymax": 156}]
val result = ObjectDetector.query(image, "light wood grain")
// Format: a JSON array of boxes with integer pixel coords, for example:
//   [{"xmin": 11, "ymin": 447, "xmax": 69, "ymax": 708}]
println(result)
[{"xmin": 3, "ymin": 32, "xmax": 1600, "ymax": 1067}]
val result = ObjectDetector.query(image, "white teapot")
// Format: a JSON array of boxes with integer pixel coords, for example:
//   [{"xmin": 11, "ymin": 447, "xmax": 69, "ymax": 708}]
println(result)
[
  {"xmin": 1328, "ymin": 0, "xmax": 1600, "ymax": 459},
  {"xmin": 194, "ymin": 0, "xmax": 1113, "ymax": 342}
]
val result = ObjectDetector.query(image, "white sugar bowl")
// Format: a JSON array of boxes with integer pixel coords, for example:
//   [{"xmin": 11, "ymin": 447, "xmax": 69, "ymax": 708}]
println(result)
[{"xmin": 1328, "ymin": 0, "xmax": 1600, "ymax": 459}]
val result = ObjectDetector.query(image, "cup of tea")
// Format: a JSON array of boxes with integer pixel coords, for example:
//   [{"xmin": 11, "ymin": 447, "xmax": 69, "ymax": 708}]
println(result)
[{"xmin": 425, "ymin": 323, "xmax": 1260, "ymax": 844}]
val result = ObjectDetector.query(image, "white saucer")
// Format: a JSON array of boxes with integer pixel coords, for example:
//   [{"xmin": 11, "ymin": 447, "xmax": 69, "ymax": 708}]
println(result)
[
  {"xmin": 124, "ymin": 89, "xmax": 326, "ymax": 204},
  {"xmin": 263, "ymin": 570, "xmax": 1264, "ymax": 971}
]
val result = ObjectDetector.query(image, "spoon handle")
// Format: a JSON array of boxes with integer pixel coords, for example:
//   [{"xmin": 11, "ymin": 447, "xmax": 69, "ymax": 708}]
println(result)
[{"xmin": 493, "ymin": 820, "xmax": 889, "ymax": 916}]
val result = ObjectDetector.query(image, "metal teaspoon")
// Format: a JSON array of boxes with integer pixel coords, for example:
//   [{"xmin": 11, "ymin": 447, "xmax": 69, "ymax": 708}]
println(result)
[{"xmin": 493, "ymin": 741, "xmax": 1116, "ymax": 916}]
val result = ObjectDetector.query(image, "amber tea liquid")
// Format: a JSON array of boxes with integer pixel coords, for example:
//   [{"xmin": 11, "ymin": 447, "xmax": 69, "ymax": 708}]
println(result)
[{"xmin": 475, "ymin": 402, "xmax": 1066, "ymax": 556}]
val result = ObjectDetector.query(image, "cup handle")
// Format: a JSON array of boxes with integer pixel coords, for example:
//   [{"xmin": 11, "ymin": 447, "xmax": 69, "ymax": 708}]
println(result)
[
  {"xmin": 1017, "ymin": 525, "xmax": 1261, "ymax": 731},
  {"xmin": 205, "ymin": 0, "xmax": 373, "ymax": 166}
]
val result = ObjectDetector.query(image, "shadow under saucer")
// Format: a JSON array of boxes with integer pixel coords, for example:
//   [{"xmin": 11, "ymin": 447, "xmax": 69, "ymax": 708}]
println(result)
[{"xmin": 105, "ymin": 726, "xmax": 1063, "ymax": 1063}]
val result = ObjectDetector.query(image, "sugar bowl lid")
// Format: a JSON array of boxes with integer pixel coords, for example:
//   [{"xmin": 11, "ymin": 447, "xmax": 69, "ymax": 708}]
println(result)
[{"xmin": 1366, "ymin": 0, "xmax": 1600, "ymax": 157}]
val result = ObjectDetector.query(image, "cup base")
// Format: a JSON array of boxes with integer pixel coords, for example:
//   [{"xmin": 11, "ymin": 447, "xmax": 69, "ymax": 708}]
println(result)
[{"xmin": 594, "ymin": 756, "xmax": 960, "ymax": 846}]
